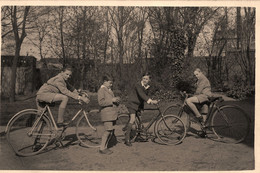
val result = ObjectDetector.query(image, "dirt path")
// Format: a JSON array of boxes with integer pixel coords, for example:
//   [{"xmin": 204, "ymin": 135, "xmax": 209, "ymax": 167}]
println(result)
[
  {"xmin": 0, "ymin": 128, "xmax": 254, "ymax": 171},
  {"xmin": 0, "ymin": 98, "xmax": 255, "ymax": 171}
]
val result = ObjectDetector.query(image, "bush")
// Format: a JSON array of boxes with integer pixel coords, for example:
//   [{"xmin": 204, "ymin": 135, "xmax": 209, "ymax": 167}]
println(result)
[
  {"xmin": 175, "ymin": 79, "xmax": 194, "ymax": 93},
  {"xmin": 226, "ymin": 85, "xmax": 255, "ymax": 100},
  {"xmin": 153, "ymin": 89, "xmax": 179, "ymax": 102}
]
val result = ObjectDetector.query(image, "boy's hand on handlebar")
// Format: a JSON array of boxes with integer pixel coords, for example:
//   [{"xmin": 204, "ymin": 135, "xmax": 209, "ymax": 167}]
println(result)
[
  {"xmin": 77, "ymin": 89, "xmax": 89, "ymax": 98},
  {"xmin": 81, "ymin": 96, "xmax": 90, "ymax": 104},
  {"xmin": 151, "ymin": 100, "xmax": 159, "ymax": 105}
]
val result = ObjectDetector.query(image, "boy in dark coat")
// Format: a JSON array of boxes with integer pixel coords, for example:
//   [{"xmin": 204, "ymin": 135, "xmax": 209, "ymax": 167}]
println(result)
[{"xmin": 125, "ymin": 72, "xmax": 158, "ymax": 146}]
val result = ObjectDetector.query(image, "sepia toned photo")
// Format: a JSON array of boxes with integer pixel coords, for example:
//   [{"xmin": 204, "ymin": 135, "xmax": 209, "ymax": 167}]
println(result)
[{"xmin": 0, "ymin": 1, "xmax": 256, "ymax": 171}]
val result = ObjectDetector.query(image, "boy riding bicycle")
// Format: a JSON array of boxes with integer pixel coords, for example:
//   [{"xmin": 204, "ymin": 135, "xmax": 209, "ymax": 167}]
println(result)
[
  {"xmin": 124, "ymin": 72, "xmax": 158, "ymax": 146},
  {"xmin": 36, "ymin": 66, "xmax": 90, "ymax": 128},
  {"xmin": 185, "ymin": 68, "xmax": 212, "ymax": 126}
]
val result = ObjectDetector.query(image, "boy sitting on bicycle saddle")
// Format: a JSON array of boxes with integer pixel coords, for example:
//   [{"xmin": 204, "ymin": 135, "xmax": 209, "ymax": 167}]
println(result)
[
  {"xmin": 185, "ymin": 68, "xmax": 212, "ymax": 125},
  {"xmin": 36, "ymin": 66, "xmax": 90, "ymax": 128},
  {"xmin": 124, "ymin": 72, "xmax": 158, "ymax": 147}
]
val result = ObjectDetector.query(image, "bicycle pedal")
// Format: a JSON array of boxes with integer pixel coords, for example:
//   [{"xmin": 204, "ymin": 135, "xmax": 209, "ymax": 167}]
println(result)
[
  {"xmin": 33, "ymin": 144, "xmax": 42, "ymax": 152},
  {"xmin": 197, "ymin": 131, "xmax": 207, "ymax": 138}
]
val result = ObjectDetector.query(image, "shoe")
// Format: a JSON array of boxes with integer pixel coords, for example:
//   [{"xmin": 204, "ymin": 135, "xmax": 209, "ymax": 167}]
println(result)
[
  {"xmin": 124, "ymin": 140, "xmax": 132, "ymax": 146},
  {"xmin": 57, "ymin": 122, "xmax": 69, "ymax": 128},
  {"xmin": 197, "ymin": 131, "xmax": 207, "ymax": 138},
  {"xmin": 135, "ymin": 135, "xmax": 148, "ymax": 142},
  {"xmin": 99, "ymin": 148, "xmax": 113, "ymax": 155}
]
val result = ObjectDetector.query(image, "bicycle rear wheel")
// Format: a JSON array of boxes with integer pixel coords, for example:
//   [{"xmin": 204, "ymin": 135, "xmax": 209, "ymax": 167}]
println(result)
[
  {"xmin": 155, "ymin": 114, "xmax": 186, "ymax": 145},
  {"xmin": 76, "ymin": 113, "xmax": 103, "ymax": 148},
  {"xmin": 116, "ymin": 114, "xmax": 138, "ymax": 142},
  {"xmin": 6, "ymin": 110, "xmax": 52, "ymax": 156},
  {"xmin": 211, "ymin": 105, "xmax": 250, "ymax": 143}
]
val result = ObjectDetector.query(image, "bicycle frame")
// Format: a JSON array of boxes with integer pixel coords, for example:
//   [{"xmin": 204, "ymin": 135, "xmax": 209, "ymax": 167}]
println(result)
[
  {"xmin": 24, "ymin": 102, "xmax": 98, "ymax": 140},
  {"xmin": 43, "ymin": 104, "xmax": 97, "ymax": 132},
  {"xmin": 179, "ymin": 92, "xmax": 224, "ymax": 127},
  {"xmin": 136, "ymin": 104, "xmax": 166, "ymax": 133}
]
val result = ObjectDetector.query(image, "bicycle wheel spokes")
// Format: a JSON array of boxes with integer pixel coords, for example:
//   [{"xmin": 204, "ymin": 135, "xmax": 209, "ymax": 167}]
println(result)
[
  {"xmin": 155, "ymin": 115, "xmax": 186, "ymax": 145},
  {"xmin": 116, "ymin": 114, "xmax": 129, "ymax": 142},
  {"xmin": 6, "ymin": 111, "xmax": 52, "ymax": 156},
  {"xmin": 211, "ymin": 105, "xmax": 250, "ymax": 143},
  {"xmin": 163, "ymin": 105, "xmax": 181, "ymax": 116},
  {"xmin": 76, "ymin": 114, "xmax": 103, "ymax": 148}
]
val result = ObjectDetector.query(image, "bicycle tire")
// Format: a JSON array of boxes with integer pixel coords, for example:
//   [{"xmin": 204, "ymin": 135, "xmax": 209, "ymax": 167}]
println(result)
[
  {"xmin": 211, "ymin": 105, "xmax": 250, "ymax": 143},
  {"xmin": 76, "ymin": 113, "xmax": 103, "ymax": 148},
  {"xmin": 6, "ymin": 109, "xmax": 52, "ymax": 156},
  {"xmin": 163, "ymin": 105, "xmax": 190, "ymax": 130},
  {"xmin": 117, "ymin": 114, "xmax": 138, "ymax": 142},
  {"xmin": 163, "ymin": 104, "xmax": 182, "ymax": 116},
  {"xmin": 155, "ymin": 114, "xmax": 186, "ymax": 145}
]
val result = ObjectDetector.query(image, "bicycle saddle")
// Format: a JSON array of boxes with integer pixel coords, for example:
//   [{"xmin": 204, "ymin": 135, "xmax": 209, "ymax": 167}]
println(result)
[
  {"xmin": 38, "ymin": 101, "xmax": 56, "ymax": 107},
  {"xmin": 208, "ymin": 96, "xmax": 223, "ymax": 103}
]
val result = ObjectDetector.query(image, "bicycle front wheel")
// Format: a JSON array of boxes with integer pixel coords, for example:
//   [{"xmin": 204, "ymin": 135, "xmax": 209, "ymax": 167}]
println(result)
[
  {"xmin": 155, "ymin": 114, "xmax": 186, "ymax": 145},
  {"xmin": 76, "ymin": 113, "xmax": 103, "ymax": 148},
  {"xmin": 211, "ymin": 105, "xmax": 250, "ymax": 143},
  {"xmin": 6, "ymin": 110, "xmax": 52, "ymax": 156}
]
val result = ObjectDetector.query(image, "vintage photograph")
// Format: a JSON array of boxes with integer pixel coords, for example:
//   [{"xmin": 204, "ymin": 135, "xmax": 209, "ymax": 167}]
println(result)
[{"xmin": 0, "ymin": 1, "xmax": 256, "ymax": 171}]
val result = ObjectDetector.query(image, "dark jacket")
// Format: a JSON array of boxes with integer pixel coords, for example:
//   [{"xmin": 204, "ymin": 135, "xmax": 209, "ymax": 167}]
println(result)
[{"xmin": 127, "ymin": 82, "xmax": 150, "ymax": 111}]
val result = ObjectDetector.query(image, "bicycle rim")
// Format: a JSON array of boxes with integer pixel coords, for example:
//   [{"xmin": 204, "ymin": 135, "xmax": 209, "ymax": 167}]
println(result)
[
  {"xmin": 163, "ymin": 105, "xmax": 182, "ymax": 117},
  {"xmin": 116, "ymin": 114, "xmax": 138, "ymax": 142},
  {"xmin": 155, "ymin": 115, "xmax": 186, "ymax": 145},
  {"xmin": 163, "ymin": 105, "xmax": 190, "ymax": 130},
  {"xmin": 76, "ymin": 114, "xmax": 103, "ymax": 148},
  {"xmin": 6, "ymin": 110, "xmax": 52, "ymax": 156},
  {"xmin": 211, "ymin": 105, "xmax": 250, "ymax": 143}
]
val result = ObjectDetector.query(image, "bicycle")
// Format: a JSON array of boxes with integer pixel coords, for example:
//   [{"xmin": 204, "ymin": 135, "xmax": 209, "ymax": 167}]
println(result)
[
  {"xmin": 163, "ymin": 91, "xmax": 250, "ymax": 144},
  {"xmin": 5, "ymin": 91, "xmax": 102, "ymax": 157},
  {"xmin": 116, "ymin": 102, "xmax": 187, "ymax": 145}
]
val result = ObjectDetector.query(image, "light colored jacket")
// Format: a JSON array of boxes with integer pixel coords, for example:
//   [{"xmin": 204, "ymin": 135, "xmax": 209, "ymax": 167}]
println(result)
[
  {"xmin": 97, "ymin": 85, "xmax": 118, "ymax": 122},
  {"xmin": 195, "ymin": 74, "xmax": 212, "ymax": 97},
  {"xmin": 37, "ymin": 73, "xmax": 79, "ymax": 102}
]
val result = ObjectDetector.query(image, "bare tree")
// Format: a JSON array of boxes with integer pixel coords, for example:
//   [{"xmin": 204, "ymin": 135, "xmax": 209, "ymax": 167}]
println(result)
[
  {"xmin": 109, "ymin": 6, "xmax": 135, "ymax": 84},
  {"xmin": 9, "ymin": 6, "xmax": 30, "ymax": 102},
  {"xmin": 237, "ymin": 7, "xmax": 255, "ymax": 85},
  {"xmin": 179, "ymin": 7, "xmax": 220, "ymax": 65},
  {"xmin": 26, "ymin": 7, "xmax": 53, "ymax": 62}
]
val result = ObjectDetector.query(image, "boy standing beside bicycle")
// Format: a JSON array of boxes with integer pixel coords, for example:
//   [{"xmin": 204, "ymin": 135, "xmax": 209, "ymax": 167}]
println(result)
[
  {"xmin": 124, "ymin": 72, "xmax": 158, "ymax": 146},
  {"xmin": 98, "ymin": 75, "xmax": 120, "ymax": 155}
]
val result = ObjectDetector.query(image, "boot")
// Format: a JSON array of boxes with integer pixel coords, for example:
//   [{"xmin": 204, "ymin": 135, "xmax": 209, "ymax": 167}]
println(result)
[
  {"xmin": 135, "ymin": 133, "xmax": 148, "ymax": 142},
  {"xmin": 124, "ymin": 123, "xmax": 132, "ymax": 146}
]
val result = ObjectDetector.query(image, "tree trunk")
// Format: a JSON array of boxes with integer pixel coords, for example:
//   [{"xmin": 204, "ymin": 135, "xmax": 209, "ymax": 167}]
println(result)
[
  {"xmin": 9, "ymin": 6, "xmax": 30, "ymax": 102},
  {"xmin": 59, "ymin": 7, "xmax": 66, "ymax": 66}
]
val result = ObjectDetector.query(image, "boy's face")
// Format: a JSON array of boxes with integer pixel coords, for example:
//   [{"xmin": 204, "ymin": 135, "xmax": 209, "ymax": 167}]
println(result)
[
  {"xmin": 104, "ymin": 80, "xmax": 113, "ymax": 89},
  {"xmin": 61, "ymin": 70, "xmax": 72, "ymax": 81},
  {"xmin": 194, "ymin": 71, "xmax": 202, "ymax": 80},
  {"xmin": 142, "ymin": 75, "xmax": 151, "ymax": 86}
]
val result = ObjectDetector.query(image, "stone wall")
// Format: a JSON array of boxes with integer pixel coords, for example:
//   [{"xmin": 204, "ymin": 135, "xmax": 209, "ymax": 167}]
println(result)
[{"xmin": 1, "ymin": 56, "xmax": 36, "ymax": 97}]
